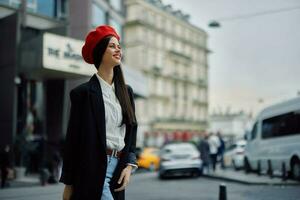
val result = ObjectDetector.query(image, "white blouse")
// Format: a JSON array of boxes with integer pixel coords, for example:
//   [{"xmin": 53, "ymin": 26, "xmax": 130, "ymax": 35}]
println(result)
[{"xmin": 95, "ymin": 73, "xmax": 126, "ymax": 151}]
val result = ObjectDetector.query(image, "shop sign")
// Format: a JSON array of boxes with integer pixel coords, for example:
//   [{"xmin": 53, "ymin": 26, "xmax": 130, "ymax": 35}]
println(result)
[{"xmin": 43, "ymin": 33, "xmax": 95, "ymax": 75}]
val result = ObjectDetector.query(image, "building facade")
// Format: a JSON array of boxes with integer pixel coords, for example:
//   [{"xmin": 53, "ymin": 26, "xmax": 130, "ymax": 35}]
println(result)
[
  {"xmin": 0, "ymin": 0, "xmax": 70, "ymax": 173},
  {"xmin": 124, "ymin": 0, "xmax": 209, "ymax": 147},
  {"xmin": 69, "ymin": 0, "xmax": 124, "ymax": 41}
]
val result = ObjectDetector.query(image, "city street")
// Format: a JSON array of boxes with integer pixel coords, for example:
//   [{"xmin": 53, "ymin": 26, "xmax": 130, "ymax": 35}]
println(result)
[
  {"xmin": 1, "ymin": 1, "xmax": 299, "ymax": 200},
  {"xmin": 0, "ymin": 172, "xmax": 299, "ymax": 200}
]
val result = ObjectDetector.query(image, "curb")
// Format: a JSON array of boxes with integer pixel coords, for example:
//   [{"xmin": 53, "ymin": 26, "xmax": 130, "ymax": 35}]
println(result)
[{"xmin": 202, "ymin": 174, "xmax": 300, "ymax": 186}]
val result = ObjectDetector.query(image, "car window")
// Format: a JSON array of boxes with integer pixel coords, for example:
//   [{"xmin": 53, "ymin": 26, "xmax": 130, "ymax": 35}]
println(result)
[{"xmin": 162, "ymin": 143, "xmax": 197, "ymax": 154}]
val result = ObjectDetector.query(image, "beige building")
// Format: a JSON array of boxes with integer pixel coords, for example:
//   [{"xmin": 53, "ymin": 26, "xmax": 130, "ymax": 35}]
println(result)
[{"xmin": 124, "ymin": 0, "xmax": 209, "ymax": 146}]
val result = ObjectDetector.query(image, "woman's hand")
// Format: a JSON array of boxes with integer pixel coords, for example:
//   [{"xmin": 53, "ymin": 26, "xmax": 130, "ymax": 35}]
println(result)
[
  {"xmin": 114, "ymin": 165, "xmax": 133, "ymax": 192},
  {"xmin": 63, "ymin": 185, "xmax": 73, "ymax": 200}
]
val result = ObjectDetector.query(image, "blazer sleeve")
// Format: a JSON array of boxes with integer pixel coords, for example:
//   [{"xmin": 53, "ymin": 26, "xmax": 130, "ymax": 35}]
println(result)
[
  {"xmin": 126, "ymin": 86, "xmax": 138, "ymax": 166},
  {"xmin": 59, "ymin": 89, "xmax": 81, "ymax": 185}
]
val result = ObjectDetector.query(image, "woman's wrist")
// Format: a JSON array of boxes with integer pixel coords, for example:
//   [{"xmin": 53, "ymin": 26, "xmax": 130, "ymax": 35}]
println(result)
[{"xmin": 126, "ymin": 165, "xmax": 133, "ymax": 171}]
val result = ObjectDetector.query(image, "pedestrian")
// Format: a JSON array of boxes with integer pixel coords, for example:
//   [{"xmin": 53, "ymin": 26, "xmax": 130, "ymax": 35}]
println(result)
[
  {"xmin": 0, "ymin": 145, "xmax": 11, "ymax": 188},
  {"xmin": 208, "ymin": 132, "xmax": 220, "ymax": 172},
  {"xmin": 217, "ymin": 131, "xmax": 225, "ymax": 169},
  {"xmin": 60, "ymin": 25, "xmax": 138, "ymax": 200},
  {"xmin": 48, "ymin": 150, "xmax": 62, "ymax": 184},
  {"xmin": 197, "ymin": 133, "xmax": 210, "ymax": 174}
]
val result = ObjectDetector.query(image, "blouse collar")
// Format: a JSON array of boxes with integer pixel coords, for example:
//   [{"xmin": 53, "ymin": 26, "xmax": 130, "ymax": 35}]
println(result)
[{"xmin": 95, "ymin": 73, "xmax": 115, "ymax": 95}]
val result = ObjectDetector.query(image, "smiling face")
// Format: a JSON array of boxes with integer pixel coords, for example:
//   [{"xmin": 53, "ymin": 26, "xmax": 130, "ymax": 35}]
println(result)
[{"xmin": 101, "ymin": 36, "xmax": 122, "ymax": 67}]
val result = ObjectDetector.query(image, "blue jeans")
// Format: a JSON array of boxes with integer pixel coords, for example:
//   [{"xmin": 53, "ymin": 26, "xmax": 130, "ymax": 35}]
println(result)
[{"xmin": 101, "ymin": 155, "xmax": 119, "ymax": 200}]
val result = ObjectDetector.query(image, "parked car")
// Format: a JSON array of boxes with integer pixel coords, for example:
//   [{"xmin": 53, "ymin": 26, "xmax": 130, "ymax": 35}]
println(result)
[
  {"xmin": 137, "ymin": 147, "xmax": 160, "ymax": 171},
  {"xmin": 224, "ymin": 140, "xmax": 247, "ymax": 170},
  {"xmin": 158, "ymin": 142, "xmax": 202, "ymax": 179}
]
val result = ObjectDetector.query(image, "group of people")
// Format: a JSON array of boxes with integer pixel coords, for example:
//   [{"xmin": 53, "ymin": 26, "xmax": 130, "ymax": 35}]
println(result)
[{"xmin": 198, "ymin": 132, "xmax": 225, "ymax": 173}]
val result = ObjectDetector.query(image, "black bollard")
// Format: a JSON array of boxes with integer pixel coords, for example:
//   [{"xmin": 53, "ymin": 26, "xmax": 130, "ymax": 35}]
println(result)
[
  {"xmin": 257, "ymin": 161, "xmax": 261, "ymax": 176},
  {"xmin": 282, "ymin": 162, "xmax": 287, "ymax": 181},
  {"xmin": 219, "ymin": 183, "xmax": 227, "ymax": 200},
  {"xmin": 267, "ymin": 160, "xmax": 273, "ymax": 178}
]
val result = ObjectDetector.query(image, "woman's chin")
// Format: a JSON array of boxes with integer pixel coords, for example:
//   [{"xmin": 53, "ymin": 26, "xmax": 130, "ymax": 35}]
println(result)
[{"xmin": 113, "ymin": 60, "xmax": 121, "ymax": 66}]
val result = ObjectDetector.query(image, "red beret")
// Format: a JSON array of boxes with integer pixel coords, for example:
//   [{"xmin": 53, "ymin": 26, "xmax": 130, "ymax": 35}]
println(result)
[{"xmin": 82, "ymin": 25, "xmax": 120, "ymax": 64}]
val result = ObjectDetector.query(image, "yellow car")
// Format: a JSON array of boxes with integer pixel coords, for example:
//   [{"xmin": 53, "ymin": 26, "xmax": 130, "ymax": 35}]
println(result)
[{"xmin": 137, "ymin": 147, "xmax": 160, "ymax": 171}]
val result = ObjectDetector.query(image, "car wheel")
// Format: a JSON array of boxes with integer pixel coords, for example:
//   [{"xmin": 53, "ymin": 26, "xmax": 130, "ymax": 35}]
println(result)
[
  {"xmin": 191, "ymin": 171, "xmax": 201, "ymax": 178},
  {"xmin": 159, "ymin": 173, "xmax": 166, "ymax": 180},
  {"xmin": 198, "ymin": 169, "xmax": 203, "ymax": 176},
  {"xmin": 291, "ymin": 158, "xmax": 300, "ymax": 181},
  {"xmin": 244, "ymin": 157, "xmax": 252, "ymax": 173},
  {"xmin": 267, "ymin": 160, "xmax": 273, "ymax": 178},
  {"xmin": 233, "ymin": 160, "xmax": 238, "ymax": 171}
]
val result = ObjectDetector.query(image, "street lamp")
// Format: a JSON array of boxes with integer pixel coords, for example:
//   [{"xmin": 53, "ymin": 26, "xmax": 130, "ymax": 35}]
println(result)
[{"xmin": 208, "ymin": 20, "xmax": 221, "ymax": 28}]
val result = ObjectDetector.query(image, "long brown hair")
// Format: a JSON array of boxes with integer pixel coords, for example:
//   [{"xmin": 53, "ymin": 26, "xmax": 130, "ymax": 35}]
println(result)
[{"xmin": 92, "ymin": 36, "xmax": 136, "ymax": 126}]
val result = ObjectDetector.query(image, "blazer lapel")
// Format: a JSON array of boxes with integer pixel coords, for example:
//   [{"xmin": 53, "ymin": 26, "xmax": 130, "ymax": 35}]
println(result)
[{"xmin": 89, "ymin": 74, "xmax": 107, "ymax": 150}]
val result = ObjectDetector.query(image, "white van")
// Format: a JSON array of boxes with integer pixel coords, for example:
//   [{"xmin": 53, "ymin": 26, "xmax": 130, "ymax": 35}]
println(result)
[{"xmin": 244, "ymin": 97, "xmax": 300, "ymax": 180}]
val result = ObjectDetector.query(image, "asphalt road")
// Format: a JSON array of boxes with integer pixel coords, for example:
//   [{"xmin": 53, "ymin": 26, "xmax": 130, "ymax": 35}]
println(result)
[
  {"xmin": 0, "ymin": 172, "xmax": 299, "ymax": 200},
  {"xmin": 126, "ymin": 172, "xmax": 300, "ymax": 200}
]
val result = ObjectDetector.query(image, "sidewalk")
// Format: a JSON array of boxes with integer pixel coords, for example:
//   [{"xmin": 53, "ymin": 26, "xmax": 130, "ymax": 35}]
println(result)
[
  {"xmin": 2, "ymin": 174, "xmax": 41, "ymax": 189},
  {"xmin": 203, "ymin": 167, "xmax": 300, "ymax": 185}
]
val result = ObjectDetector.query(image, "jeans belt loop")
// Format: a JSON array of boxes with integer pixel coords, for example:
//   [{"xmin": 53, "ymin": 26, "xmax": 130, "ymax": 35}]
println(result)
[{"xmin": 112, "ymin": 149, "xmax": 117, "ymax": 157}]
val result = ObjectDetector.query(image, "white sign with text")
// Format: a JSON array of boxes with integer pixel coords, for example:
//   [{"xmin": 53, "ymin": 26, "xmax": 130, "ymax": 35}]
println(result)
[{"xmin": 43, "ymin": 33, "xmax": 96, "ymax": 76}]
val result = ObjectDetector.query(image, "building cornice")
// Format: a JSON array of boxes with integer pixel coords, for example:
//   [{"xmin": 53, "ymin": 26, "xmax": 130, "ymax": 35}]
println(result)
[
  {"xmin": 150, "ymin": 118, "xmax": 208, "ymax": 131},
  {"xmin": 125, "ymin": 0, "xmax": 208, "ymax": 37},
  {"xmin": 125, "ymin": 20, "xmax": 210, "ymax": 53}
]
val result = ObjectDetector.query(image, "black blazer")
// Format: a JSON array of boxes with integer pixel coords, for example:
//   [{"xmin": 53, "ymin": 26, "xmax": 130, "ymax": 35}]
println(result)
[{"xmin": 59, "ymin": 74, "xmax": 138, "ymax": 200}]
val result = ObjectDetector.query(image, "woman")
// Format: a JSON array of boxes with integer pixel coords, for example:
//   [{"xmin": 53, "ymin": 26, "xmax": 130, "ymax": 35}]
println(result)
[{"xmin": 60, "ymin": 25, "xmax": 138, "ymax": 200}]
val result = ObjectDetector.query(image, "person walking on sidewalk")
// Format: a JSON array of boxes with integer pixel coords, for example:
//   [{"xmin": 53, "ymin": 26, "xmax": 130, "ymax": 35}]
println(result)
[
  {"xmin": 217, "ymin": 132, "xmax": 225, "ymax": 169},
  {"xmin": 197, "ymin": 133, "xmax": 210, "ymax": 174},
  {"xmin": 60, "ymin": 25, "xmax": 138, "ymax": 200},
  {"xmin": 208, "ymin": 132, "xmax": 220, "ymax": 172}
]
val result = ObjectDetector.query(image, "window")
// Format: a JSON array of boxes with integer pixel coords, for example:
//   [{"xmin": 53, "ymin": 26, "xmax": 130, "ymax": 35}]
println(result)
[
  {"xmin": 2, "ymin": 0, "xmax": 31, "ymax": 10},
  {"xmin": 6, "ymin": 0, "xmax": 54, "ymax": 17},
  {"xmin": 262, "ymin": 111, "xmax": 300, "ymax": 139},
  {"xmin": 183, "ymin": 83, "xmax": 188, "ymax": 100},
  {"xmin": 55, "ymin": 0, "xmax": 68, "ymax": 19},
  {"xmin": 161, "ymin": 18, "xmax": 166, "ymax": 30},
  {"xmin": 21, "ymin": 0, "xmax": 67, "ymax": 19},
  {"xmin": 156, "ymin": 15, "xmax": 161, "ymax": 28},
  {"xmin": 92, "ymin": 3, "xmax": 106, "ymax": 27},
  {"xmin": 37, "ymin": 0, "xmax": 65, "ymax": 18},
  {"xmin": 109, "ymin": 18, "xmax": 122, "ymax": 38},
  {"xmin": 109, "ymin": 0, "xmax": 122, "ymax": 12},
  {"xmin": 27, "ymin": 0, "xmax": 38, "ymax": 12},
  {"xmin": 166, "ymin": 19, "xmax": 171, "ymax": 33}
]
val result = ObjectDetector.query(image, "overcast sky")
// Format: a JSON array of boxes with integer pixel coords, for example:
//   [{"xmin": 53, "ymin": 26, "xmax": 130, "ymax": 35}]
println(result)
[{"xmin": 163, "ymin": 0, "xmax": 300, "ymax": 115}]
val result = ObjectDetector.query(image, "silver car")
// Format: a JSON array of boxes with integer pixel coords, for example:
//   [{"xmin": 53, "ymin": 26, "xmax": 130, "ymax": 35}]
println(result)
[
  {"xmin": 224, "ymin": 140, "xmax": 247, "ymax": 170},
  {"xmin": 158, "ymin": 142, "xmax": 203, "ymax": 179}
]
